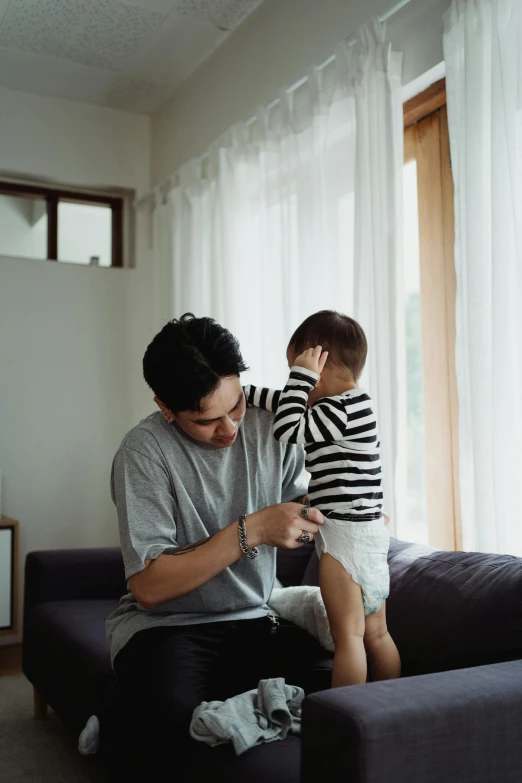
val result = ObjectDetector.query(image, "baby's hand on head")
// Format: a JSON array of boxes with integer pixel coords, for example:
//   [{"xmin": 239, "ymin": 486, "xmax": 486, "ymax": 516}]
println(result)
[{"xmin": 294, "ymin": 346, "xmax": 329, "ymax": 376}]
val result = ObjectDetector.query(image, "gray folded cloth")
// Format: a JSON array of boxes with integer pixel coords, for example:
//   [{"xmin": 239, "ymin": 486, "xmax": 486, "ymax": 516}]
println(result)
[{"xmin": 189, "ymin": 677, "xmax": 304, "ymax": 755}]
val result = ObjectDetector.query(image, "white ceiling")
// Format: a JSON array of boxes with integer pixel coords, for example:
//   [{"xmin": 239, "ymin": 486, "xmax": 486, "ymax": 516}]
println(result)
[{"xmin": 0, "ymin": 0, "xmax": 264, "ymax": 114}]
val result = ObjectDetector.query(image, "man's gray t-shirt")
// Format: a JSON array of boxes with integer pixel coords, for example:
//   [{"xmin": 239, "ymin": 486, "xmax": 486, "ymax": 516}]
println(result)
[{"xmin": 106, "ymin": 407, "xmax": 307, "ymax": 663}]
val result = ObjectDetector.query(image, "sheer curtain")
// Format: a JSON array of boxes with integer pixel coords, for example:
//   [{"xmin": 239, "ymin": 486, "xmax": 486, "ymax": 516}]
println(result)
[
  {"xmin": 444, "ymin": 0, "xmax": 522, "ymax": 554},
  {"xmin": 152, "ymin": 20, "xmax": 405, "ymax": 523}
]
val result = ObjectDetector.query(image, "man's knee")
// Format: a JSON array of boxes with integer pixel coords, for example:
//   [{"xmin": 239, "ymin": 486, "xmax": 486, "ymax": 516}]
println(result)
[{"xmin": 102, "ymin": 680, "xmax": 196, "ymax": 747}]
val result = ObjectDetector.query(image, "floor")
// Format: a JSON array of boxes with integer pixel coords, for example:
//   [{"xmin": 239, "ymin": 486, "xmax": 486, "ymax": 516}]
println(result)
[
  {"xmin": 0, "ymin": 666, "xmax": 103, "ymax": 783},
  {"xmin": 0, "ymin": 645, "xmax": 22, "ymax": 677}
]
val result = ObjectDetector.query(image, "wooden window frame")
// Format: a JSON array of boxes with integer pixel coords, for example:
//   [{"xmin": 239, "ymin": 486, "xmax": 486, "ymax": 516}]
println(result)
[
  {"xmin": 403, "ymin": 79, "xmax": 461, "ymax": 550},
  {"xmin": 0, "ymin": 181, "xmax": 124, "ymax": 267}
]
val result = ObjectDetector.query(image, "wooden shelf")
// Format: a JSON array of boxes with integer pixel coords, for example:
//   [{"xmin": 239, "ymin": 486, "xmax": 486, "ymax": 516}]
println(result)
[{"xmin": 0, "ymin": 517, "xmax": 19, "ymax": 636}]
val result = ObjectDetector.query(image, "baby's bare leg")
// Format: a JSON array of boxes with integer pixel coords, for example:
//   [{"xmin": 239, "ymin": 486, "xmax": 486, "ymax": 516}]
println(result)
[
  {"xmin": 364, "ymin": 602, "xmax": 401, "ymax": 681},
  {"xmin": 319, "ymin": 553, "xmax": 367, "ymax": 687}
]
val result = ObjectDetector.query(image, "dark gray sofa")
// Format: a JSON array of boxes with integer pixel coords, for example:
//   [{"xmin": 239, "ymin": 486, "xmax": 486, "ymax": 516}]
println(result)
[{"xmin": 23, "ymin": 538, "xmax": 522, "ymax": 782}]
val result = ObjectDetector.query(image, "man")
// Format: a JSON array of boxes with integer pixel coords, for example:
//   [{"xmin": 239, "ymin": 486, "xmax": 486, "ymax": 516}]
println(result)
[{"xmin": 101, "ymin": 313, "xmax": 331, "ymax": 781}]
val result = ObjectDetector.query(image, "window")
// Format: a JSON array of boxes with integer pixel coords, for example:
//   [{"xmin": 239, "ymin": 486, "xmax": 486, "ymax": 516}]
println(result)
[
  {"xmin": 402, "ymin": 156, "xmax": 428, "ymax": 545},
  {"xmin": 0, "ymin": 182, "xmax": 124, "ymax": 267},
  {"xmin": 401, "ymin": 80, "xmax": 461, "ymax": 550}
]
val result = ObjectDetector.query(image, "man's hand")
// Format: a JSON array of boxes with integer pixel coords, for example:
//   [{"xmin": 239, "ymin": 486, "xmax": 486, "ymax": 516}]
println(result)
[
  {"xmin": 294, "ymin": 346, "xmax": 329, "ymax": 376},
  {"xmin": 246, "ymin": 502, "xmax": 324, "ymax": 549}
]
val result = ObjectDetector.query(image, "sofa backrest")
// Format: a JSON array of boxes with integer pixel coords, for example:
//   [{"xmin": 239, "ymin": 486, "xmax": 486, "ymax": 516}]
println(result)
[
  {"xmin": 385, "ymin": 539, "xmax": 522, "ymax": 675},
  {"xmin": 287, "ymin": 537, "xmax": 522, "ymax": 676},
  {"xmin": 276, "ymin": 541, "xmax": 315, "ymax": 586},
  {"xmin": 24, "ymin": 548, "xmax": 126, "ymax": 615}
]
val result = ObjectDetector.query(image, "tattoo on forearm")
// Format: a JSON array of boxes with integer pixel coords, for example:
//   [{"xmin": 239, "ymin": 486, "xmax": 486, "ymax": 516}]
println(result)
[{"xmin": 172, "ymin": 536, "xmax": 212, "ymax": 556}]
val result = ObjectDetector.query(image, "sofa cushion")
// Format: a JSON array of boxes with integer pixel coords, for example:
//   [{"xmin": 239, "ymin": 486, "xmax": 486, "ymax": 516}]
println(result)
[
  {"xmin": 23, "ymin": 599, "xmax": 118, "ymax": 730},
  {"xmin": 301, "ymin": 537, "xmax": 522, "ymax": 676},
  {"xmin": 386, "ymin": 540, "xmax": 522, "ymax": 675}
]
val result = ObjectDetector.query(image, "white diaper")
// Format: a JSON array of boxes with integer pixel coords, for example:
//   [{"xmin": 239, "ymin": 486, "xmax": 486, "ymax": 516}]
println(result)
[{"xmin": 315, "ymin": 516, "xmax": 391, "ymax": 616}]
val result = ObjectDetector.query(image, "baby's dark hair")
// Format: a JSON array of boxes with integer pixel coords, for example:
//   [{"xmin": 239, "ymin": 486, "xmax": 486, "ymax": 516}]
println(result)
[{"xmin": 288, "ymin": 310, "xmax": 367, "ymax": 381}]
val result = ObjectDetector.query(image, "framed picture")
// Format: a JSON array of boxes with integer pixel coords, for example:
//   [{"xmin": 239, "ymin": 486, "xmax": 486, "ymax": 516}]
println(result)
[{"xmin": 0, "ymin": 518, "xmax": 19, "ymax": 634}]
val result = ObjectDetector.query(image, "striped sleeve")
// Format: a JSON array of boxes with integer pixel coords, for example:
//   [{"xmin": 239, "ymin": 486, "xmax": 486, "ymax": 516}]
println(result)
[
  {"xmin": 243, "ymin": 384, "xmax": 281, "ymax": 413},
  {"xmin": 273, "ymin": 366, "xmax": 349, "ymax": 444}
]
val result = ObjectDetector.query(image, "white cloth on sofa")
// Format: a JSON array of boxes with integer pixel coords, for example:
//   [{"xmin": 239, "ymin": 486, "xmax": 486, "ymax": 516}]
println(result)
[{"xmin": 268, "ymin": 584, "xmax": 334, "ymax": 652}]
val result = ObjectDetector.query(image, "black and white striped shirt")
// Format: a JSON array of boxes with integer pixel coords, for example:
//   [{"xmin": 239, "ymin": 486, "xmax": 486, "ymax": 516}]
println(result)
[{"xmin": 244, "ymin": 367, "xmax": 382, "ymax": 521}]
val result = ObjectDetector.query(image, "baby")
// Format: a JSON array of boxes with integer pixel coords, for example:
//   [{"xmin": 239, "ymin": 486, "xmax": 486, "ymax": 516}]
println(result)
[{"xmin": 245, "ymin": 310, "xmax": 400, "ymax": 687}]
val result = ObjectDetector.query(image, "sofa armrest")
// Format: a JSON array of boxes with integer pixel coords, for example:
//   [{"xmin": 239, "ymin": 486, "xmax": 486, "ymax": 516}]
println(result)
[
  {"xmin": 302, "ymin": 660, "xmax": 522, "ymax": 783},
  {"xmin": 24, "ymin": 548, "xmax": 126, "ymax": 615}
]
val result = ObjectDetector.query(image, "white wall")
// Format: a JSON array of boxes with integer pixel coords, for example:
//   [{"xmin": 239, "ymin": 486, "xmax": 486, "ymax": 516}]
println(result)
[
  {"xmin": 0, "ymin": 87, "xmax": 153, "ymax": 643},
  {"xmin": 151, "ymin": 0, "xmax": 450, "ymax": 183},
  {"xmin": 0, "ymin": 86, "xmax": 149, "ymax": 191},
  {"xmin": 388, "ymin": 0, "xmax": 450, "ymax": 86},
  {"xmin": 0, "ymin": 257, "xmax": 131, "ymax": 547}
]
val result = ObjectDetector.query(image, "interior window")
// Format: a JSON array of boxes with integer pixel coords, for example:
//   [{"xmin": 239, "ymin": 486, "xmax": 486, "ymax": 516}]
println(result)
[{"xmin": 401, "ymin": 80, "xmax": 460, "ymax": 550}]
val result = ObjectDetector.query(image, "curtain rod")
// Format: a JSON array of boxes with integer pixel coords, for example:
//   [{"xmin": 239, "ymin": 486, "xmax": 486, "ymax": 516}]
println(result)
[
  {"xmin": 135, "ymin": 0, "xmax": 414, "ymax": 208},
  {"xmin": 379, "ymin": 0, "xmax": 414, "ymax": 23}
]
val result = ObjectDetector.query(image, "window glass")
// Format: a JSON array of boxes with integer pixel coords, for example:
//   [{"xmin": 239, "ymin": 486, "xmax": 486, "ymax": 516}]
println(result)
[
  {"xmin": 58, "ymin": 201, "xmax": 112, "ymax": 266},
  {"xmin": 0, "ymin": 193, "xmax": 47, "ymax": 260}
]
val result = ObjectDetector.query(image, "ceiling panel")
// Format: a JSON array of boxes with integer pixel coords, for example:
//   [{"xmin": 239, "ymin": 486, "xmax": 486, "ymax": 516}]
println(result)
[
  {"xmin": 124, "ymin": 14, "xmax": 226, "ymax": 86},
  {"xmin": 0, "ymin": 46, "xmax": 144, "ymax": 107},
  {"xmin": 173, "ymin": 0, "xmax": 263, "ymax": 31},
  {"xmin": 120, "ymin": 0, "xmax": 181, "ymax": 12},
  {"xmin": 99, "ymin": 77, "xmax": 173, "ymax": 113},
  {"xmin": 0, "ymin": 0, "xmax": 168, "ymax": 70},
  {"xmin": 0, "ymin": 0, "xmax": 265, "ymax": 113}
]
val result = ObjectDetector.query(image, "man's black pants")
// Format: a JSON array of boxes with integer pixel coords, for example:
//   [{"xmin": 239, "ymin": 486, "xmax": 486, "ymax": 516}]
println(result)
[{"xmin": 100, "ymin": 616, "xmax": 332, "ymax": 782}]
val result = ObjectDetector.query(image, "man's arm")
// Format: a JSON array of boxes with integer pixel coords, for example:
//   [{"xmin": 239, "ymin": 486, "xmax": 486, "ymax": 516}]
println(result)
[
  {"xmin": 130, "ymin": 522, "xmax": 243, "ymax": 608},
  {"xmin": 113, "ymin": 438, "xmax": 321, "ymax": 610},
  {"xmin": 130, "ymin": 504, "xmax": 324, "ymax": 609}
]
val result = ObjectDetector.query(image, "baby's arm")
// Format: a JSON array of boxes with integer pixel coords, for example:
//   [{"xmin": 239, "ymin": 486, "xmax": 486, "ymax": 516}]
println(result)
[
  {"xmin": 243, "ymin": 384, "xmax": 281, "ymax": 413},
  {"xmin": 243, "ymin": 376, "xmax": 346, "ymax": 444},
  {"xmin": 272, "ymin": 367, "xmax": 349, "ymax": 444}
]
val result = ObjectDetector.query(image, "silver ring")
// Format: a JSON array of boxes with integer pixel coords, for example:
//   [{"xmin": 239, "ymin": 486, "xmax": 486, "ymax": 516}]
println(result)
[
  {"xmin": 300, "ymin": 505, "xmax": 309, "ymax": 520},
  {"xmin": 299, "ymin": 531, "xmax": 311, "ymax": 544}
]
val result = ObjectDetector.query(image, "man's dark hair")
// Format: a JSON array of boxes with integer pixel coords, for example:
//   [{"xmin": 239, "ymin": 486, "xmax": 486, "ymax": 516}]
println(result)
[
  {"xmin": 143, "ymin": 314, "xmax": 248, "ymax": 413},
  {"xmin": 288, "ymin": 310, "xmax": 367, "ymax": 381}
]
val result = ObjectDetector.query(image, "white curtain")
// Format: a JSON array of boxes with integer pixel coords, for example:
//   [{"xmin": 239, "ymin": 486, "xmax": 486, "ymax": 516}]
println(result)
[
  {"xmin": 444, "ymin": 0, "xmax": 522, "ymax": 554},
  {"xmin": 152, "ymin": 20, "xmax": 405, "ymax": 523}
]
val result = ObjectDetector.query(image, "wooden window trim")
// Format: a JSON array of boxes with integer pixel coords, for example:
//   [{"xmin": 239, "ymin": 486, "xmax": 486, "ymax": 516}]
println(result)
[
  {"xmin": 46, "ymin": 193, "xmax": 58, "ymax": 260},
  {"xmin": 0, "ymin": 181, "xmax": 124, "ymax": 267},
  {"xmin": 403, "ymin": 78, "xmax": 447, "ymax": 130},
  {"xmin": 403, "ymin": 82, "xmax": 461, "ymax": 551}
]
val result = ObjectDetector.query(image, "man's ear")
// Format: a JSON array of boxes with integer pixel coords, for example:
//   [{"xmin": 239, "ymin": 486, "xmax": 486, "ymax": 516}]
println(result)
[{"xmin": 154, "ymin": 396, "xmax": 174, "ymax": 423}]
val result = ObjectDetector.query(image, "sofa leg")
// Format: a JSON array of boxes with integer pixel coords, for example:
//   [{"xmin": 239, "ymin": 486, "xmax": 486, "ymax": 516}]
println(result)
[{"xmin": 33, "ymin": 688, "xmax": 48, "ymax": 720}]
